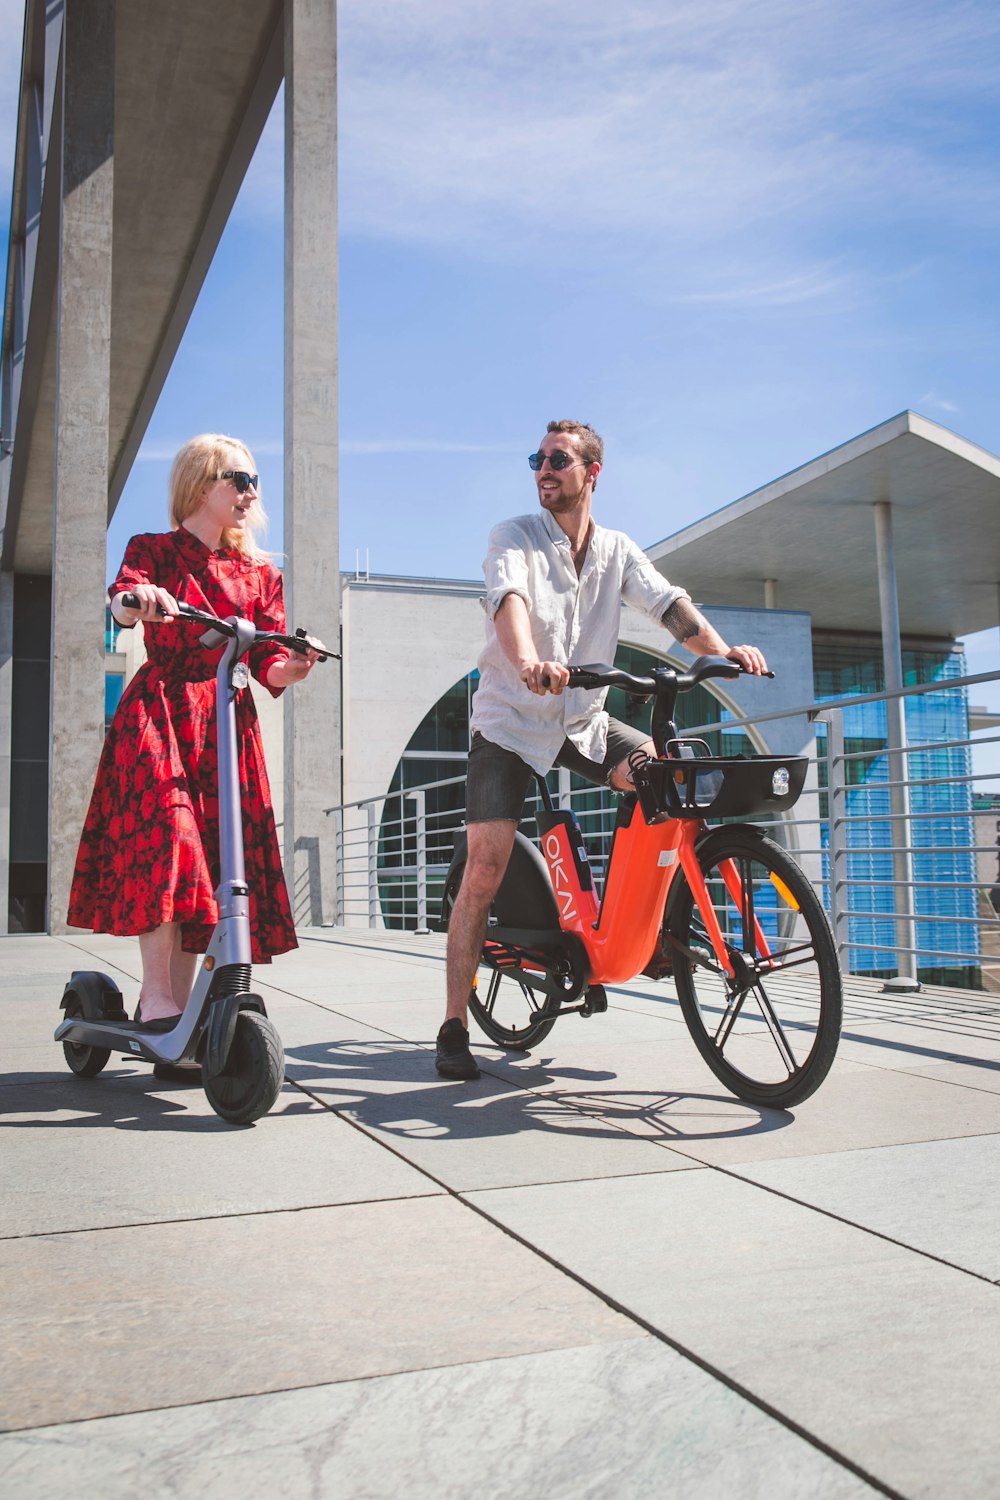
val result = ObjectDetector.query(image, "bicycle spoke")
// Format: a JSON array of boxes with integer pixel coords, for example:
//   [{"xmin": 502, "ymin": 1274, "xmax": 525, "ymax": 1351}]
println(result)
[
  {"xmin": 713, "ymin": 986, "xmax": 748, "ymax": 1049},
  {"xmin": 672, "ymin": 829, "xmax": 842, "ymax": 1107},
  {"xmin": 746, "ymin": 979, "xmax": 799, "ymax": 1074}
]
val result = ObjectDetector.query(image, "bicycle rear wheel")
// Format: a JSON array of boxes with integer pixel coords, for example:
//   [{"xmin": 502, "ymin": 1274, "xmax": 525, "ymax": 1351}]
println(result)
[
  {"xmin": 670, "ymin": 828, "xmax": 842, "ymax": 1108},
  {"xmin": 442, "ymin": 861, "xmax": 558, "ymax": 1050}
]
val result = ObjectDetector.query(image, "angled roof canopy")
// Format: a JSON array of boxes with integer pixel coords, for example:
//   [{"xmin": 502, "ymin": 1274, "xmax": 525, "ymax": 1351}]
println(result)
[{"xmin": 647, "ymin": 412, "xmax": 1000, "ymax": 640}]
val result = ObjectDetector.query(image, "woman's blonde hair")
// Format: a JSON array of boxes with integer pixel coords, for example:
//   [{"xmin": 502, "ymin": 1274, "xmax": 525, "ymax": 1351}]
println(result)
[{"xmin": 168, "ymin": 433, "xmax": 271, "ymax": 560}]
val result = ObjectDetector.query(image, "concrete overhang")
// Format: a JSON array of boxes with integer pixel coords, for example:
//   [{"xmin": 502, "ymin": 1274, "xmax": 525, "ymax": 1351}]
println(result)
[
  {"xmin": 647, "ymin": 412, "xmax": 1000, "ymax": 640},
  {"xmin": 3, "ymin": 0, "xmax": 284, "ymax": 571}
]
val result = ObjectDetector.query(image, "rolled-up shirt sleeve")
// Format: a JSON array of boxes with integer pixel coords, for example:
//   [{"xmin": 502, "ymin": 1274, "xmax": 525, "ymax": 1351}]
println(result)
[
  {"xmin": 620, "ymin": 537, "xmax": 690, "ymax": 623},
  {"xmin": 482, "ymin": 520, "xmax": 532, "ymax": 621}
]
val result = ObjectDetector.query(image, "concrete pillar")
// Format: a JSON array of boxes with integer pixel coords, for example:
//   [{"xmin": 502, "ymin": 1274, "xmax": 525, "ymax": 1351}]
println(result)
[
  {"xmin": 873, "ymin": 500, "xmax": 918, "ymax": 986},
  {"xmin": 764, "ymin": 578, "xmax": 778, "ymax": 610},
  {"xmin": 283, "ymin": 0, "xmax": 341, "ymax": 926},
  {"xmin": 48, "ymin": 0, "xmax": 115, "ymax": 933},
  {"xmin": 0, "ymin": 562, "xmax": 11, "ymax": 933}
]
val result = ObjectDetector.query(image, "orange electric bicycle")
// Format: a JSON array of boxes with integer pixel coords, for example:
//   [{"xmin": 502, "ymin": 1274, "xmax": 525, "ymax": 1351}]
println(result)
[{"xmin": 441, "ymin": 655, "xmax": 842, "ymax": 1108}]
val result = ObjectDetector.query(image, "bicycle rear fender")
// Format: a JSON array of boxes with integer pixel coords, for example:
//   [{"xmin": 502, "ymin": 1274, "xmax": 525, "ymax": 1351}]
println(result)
[{"xmin": 441, "ymin": 829, "xmax": 560, "ymax": 930}]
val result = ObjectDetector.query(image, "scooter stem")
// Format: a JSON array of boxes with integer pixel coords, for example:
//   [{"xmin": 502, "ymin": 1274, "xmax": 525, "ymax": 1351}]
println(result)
[{"xmin": 215, "ymin": 618, "xmax": 253, "ymax": 931}]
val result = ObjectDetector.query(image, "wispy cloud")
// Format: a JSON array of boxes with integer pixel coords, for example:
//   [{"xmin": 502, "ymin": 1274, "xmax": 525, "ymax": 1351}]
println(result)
[
  {"xmin": 331, "ymin": 0, "xmax": 1000, "ymax": 304},
  {"xmin": 672, "ymin": 264, "xmax": 854, "ymax": 309},
  {"xmin": 917, "ymin": 391, "xmax": 960, "ymax": 414}
]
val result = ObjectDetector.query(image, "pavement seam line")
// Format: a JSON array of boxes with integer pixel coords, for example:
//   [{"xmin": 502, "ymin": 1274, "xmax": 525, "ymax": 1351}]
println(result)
[
  {"xmin": 0, "ymin": 1339, "xmax": 646, "ymax": 1436},
  {"xmin": 287, "ymin": 1076, "xmax": 904, "ymax": 1499},
  {"xmin": 457, "ymin": 1194, "xmax": 909, "ymax": 1500},
  {"xmin": 0, "ymin": 1191, "xmax": 446, "ymax": 1243}
]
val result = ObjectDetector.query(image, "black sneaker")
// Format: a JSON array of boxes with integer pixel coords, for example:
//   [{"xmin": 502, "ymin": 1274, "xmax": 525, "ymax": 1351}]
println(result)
[{"xmin": 435, "ymin": 1018, "xmax": 481, "ymax": 1080}]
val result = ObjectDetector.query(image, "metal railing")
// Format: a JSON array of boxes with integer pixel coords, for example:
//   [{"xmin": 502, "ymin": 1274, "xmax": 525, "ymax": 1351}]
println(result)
[{"xmin": 325, "ymin": 668, "xmax": 1000, "ymax": 990}]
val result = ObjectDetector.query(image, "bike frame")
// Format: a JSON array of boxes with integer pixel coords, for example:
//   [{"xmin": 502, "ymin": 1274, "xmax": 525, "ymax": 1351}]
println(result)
[{"xmin": 536, "ymin": 795, "xmax": 773, "ymax": 987}]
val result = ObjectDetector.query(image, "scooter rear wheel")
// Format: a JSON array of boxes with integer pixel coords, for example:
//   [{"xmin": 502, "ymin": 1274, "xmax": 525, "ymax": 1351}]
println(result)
[
  {"xmin": 61, "ymin": 1000, "xmax": 112, "ymax": 1077},
  {"xmin": 202, "ymin": 1011, "xmax": 284, "ymax": 1124}
]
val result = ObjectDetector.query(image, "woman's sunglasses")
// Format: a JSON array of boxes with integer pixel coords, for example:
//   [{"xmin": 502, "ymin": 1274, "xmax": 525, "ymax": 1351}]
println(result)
[
  {"xmin": 528, "ymin": 449, "xmax": 579, "ymax": 472},
  {"xmin": 217, "ymin": 470, "xmax": 259, "ymax": 494}
]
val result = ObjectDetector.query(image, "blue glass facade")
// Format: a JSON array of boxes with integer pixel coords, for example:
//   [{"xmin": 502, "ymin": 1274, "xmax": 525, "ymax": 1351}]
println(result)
[{"xmin": 814, "ymin": 637, "xmax": 977, "ymax": 984}]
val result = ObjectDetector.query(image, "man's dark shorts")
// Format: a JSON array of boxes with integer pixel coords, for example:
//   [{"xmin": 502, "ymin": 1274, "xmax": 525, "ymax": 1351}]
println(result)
[{"xmin": 466, "ymin": 721, "xmax": 650, "ymax": 824}]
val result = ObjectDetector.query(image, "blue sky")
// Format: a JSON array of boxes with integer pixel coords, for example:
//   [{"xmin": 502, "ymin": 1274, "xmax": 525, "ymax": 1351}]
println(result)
[{"xmin": 2, "ymin": 0, "xmax": 999, "ymax": 713}]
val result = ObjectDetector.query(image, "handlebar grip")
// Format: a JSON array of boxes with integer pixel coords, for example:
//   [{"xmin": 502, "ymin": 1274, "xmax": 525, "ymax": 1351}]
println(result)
[{"xmin": 118, "ymin": 591, "xmax": 172, "ymax": 617}]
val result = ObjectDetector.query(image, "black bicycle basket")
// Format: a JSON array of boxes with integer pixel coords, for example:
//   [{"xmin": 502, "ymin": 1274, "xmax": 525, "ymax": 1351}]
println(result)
[{"xmin": 631, "ymin": 750, "xmax": 809, "ymax": 823}]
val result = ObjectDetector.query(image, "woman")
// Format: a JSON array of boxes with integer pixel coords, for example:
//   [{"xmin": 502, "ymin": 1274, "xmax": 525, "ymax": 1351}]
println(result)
[{"xmin": 68, "ymin": 433, "xmax": 318, "ymax": 1025}]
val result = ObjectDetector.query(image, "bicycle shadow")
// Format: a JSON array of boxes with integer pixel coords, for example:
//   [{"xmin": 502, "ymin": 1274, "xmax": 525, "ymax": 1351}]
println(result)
[{"xmin": 283, "ymin": 1037, "xmax": 794, "ymax": 1144}]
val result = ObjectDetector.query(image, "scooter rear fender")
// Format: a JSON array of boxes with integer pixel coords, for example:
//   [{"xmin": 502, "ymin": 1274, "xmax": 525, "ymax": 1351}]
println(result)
[{"xmin": 59, "ymin": 971, "xmax": 127, "ymax": 1023}]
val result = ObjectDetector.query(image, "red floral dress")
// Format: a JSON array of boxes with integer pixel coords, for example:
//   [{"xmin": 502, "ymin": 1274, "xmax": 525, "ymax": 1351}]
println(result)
[{"xmin": 68, "ymin": 528, "xmax": 297, "ymax": 961}]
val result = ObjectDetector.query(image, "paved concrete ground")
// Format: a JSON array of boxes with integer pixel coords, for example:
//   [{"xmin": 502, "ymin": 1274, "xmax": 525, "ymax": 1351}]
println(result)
[{"xmin": 2, "ymin": 928, "xmax": 1000, "ymax": 1499}]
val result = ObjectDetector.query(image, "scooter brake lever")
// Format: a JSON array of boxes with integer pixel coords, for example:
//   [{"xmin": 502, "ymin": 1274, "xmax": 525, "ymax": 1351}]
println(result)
[{"xmin": 293, "ymin": 626, "xmax": 334, "ymax": 661}]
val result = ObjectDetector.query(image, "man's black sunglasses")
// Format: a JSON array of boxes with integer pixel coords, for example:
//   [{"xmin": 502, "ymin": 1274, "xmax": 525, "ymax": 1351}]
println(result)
[
  {"xmin": 528, "ymin": 449, "xmax": 579, "ymax": 472},
  {"xmin": 217, "ymin": 470, "xmax": 259, "ymax": 494}
]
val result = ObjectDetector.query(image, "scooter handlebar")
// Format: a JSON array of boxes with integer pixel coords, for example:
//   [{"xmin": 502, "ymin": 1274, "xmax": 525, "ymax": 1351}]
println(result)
[{"xmin": 116, "ymin": 593, "xmax": 337, "ymax": 659}]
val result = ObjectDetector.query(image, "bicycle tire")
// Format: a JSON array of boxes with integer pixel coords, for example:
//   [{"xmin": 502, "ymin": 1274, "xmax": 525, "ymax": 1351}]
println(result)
[
  {"xmin": 442, "ymin": 861, "xmax": 558, "ymax": 1051},
  {"xmin": 670, "ymin": 827, "xmax": 842, "ymax": 1108}
]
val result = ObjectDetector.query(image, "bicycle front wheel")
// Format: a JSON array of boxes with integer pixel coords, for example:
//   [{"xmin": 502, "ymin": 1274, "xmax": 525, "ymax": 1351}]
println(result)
[{"xmin": 670, "ymin": 828, "xmax": 842, "ymax": 1108}]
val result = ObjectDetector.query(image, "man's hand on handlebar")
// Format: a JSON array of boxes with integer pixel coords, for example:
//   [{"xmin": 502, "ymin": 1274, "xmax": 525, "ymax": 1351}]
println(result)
[
  {"xmin": 112, "ymin": 585, "xmax": 179, "ymax": 624},
  {"xmin": 726, "ymin": 644, "xmax": 769, "ymax": 676},
  {"xmin": 522, "ymin": 660, "xmax": 570, "ymax": 696}
]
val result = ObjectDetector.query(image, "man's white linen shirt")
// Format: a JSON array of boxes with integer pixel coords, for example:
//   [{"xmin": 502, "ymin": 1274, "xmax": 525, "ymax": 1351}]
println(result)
[{"xmin": 470, "ymin": 509, "xmax": 690, "ymax": 774}]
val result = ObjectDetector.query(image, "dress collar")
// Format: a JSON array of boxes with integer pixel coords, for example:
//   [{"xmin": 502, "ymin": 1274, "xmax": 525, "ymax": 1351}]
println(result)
[{"xmin": 174, "ymin": 525, "xmax": 248, "ymax": 566}]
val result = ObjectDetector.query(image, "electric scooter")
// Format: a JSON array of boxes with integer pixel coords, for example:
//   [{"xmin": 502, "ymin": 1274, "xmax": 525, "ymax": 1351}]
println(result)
[{"xmin": 54, "ymin": 593, "xmax": 337, "ymax": 1125}]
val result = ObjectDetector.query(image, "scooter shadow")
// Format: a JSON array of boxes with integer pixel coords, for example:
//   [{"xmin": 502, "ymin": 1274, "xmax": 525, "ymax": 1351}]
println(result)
[
  {"xmin": 0, "ymin": 1067, "xmax": 317, "ymax": 1133},
  {"xmin": 283, "ymin": 1038, "xmax": 793, "ymax": 1144}
]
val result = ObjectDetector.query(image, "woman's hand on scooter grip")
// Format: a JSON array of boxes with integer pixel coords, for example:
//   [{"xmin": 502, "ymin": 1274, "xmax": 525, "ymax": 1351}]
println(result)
[
  {"xmin": 112, "ymin": 584, "xmax": 179, "ymax": 624},
  {"xmin": 266, "ymin": 647, "xmax": 320, "ymax": 688}
]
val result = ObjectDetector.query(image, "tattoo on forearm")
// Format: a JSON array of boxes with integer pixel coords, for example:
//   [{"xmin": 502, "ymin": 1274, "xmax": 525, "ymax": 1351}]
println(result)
[{"xmin": 662, "ymin": 598, "xmax": 706, "ymax": 643}]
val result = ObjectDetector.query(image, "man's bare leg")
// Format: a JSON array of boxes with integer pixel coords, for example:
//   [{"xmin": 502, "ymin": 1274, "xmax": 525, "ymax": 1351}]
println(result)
[
  {"xmin": 437, "ymin": 819, "xmax": 518, "ymax": 1078},
  {"xmin": 445, "ymin": 819, "xmax": 518, "ymax": 1025}
]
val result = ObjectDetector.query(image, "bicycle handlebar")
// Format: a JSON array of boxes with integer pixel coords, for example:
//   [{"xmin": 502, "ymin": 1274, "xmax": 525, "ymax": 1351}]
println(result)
[
  {"xmin": 563, "ymin": 656, "xmax": 773, "ymax": 694},
  {"xmin": 117, "ymin": 592, "xmax": 337, "ymax": 661}
]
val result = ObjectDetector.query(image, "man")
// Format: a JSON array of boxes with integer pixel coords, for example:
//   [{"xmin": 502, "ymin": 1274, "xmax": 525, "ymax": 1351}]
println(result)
[{"xmin": 436, "ymin": 419, "xmax": 768, "ymax": 1080}]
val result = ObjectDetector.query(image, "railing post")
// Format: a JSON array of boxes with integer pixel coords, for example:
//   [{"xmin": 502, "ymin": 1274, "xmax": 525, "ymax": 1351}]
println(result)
[
  {"xmin": 825, "ymin": 707, "xmax": 851, "ymax": 971},
  {"xmin": 412, "ymin": 788, "xmax": 429, "ymax": 934},
  {"xmin": 367, "ymin": 801, "xmax": 379, "ymax": 928},
  {"xmin": 874, "ymin": 501, "xmax": 919, "ymax": 987},
  {"xmin": 332, "ymin": 807, "xmax": 345, "ymax": 926}
]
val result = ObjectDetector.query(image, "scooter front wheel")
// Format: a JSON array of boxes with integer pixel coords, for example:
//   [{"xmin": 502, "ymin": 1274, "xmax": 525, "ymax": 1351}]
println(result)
[
  {"xmin": 203, "ymin": 1011, "xmax": 284, "ymax": 1124},
  {"xmin": 61, "ymin": 1000, "xmax": 112, "ymax": 1078}
]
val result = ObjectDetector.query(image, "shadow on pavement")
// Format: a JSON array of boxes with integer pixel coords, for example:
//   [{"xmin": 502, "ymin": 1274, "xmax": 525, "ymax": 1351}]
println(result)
[
  {"xmin": 0, "ymin": 1070, "xmax": 317, "ymax": 1132},
  {"xmin": 284, "ymin": 1038, "xmax": 793, "ymax": 1144}
]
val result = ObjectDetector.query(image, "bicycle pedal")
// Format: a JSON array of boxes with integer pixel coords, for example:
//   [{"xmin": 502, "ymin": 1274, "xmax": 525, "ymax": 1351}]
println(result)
[{"xmin": 580, "ymin": 985, "xmax": 607, "ymax": 1017}]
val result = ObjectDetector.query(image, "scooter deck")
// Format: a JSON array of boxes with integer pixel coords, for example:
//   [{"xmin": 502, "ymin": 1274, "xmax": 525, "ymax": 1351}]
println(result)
[{"xmin": 55, "ymin": 1015, "xmax": 198, "ymax": 1065}]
